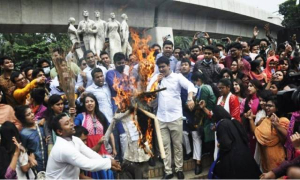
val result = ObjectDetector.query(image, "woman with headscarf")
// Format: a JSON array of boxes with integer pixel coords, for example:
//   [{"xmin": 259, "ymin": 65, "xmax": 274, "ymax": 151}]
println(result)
[
  {"xmin": 208, "ymin": 105, "xmax": 261, "ymax": 179},
  {"xmin": 264, "ymin": 56, "xmax": 279, "ymax": 82}
]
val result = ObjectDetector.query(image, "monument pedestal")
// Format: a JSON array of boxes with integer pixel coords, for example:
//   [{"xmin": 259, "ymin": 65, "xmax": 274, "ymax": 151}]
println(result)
[{"xmin": 146, "ymin": 27, "xmax": 174, "ymax": 48}]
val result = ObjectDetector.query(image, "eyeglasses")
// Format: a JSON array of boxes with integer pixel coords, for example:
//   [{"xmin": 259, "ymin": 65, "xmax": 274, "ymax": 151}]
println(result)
[
  {"xmin": 82, "ymin": 63, "xmax": 87, "ymax": 66},
  {"xmin": 15, "ymin": 77, "xmax": 25, "ymax": 83}
]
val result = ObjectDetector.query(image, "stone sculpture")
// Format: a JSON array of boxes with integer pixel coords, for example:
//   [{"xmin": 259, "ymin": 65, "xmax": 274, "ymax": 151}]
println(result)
[
  {"xmin": 93, "ymin": 11, "xmax": 107, "ymax": 56},
  {"xmin": 120, "ymin": 14, "xmax": 132, "ymax": 57},
  {"xmin": 77, "ymin": 10, "xmax": 96, "ymax": 53},
  {"xmin": 67, "ymin": 17, "xmax": 84, "ymax": 59},
  {"xmin": 106, "ymin": 12, "xmax": 122, "ymax": 62}
]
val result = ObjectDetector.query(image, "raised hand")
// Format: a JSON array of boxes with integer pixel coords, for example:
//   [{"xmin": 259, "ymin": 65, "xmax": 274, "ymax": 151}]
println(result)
[
  {"xmin": 291, "ymin": 132, "xmax": 300, "ymax": 150},
  {"xmin": 203, "ymin": 32, "xmax": 210, "ymax": 39}
]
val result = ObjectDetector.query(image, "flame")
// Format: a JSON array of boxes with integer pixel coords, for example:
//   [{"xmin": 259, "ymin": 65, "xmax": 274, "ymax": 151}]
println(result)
[
  {"xmin": 112, "ymin": 74, "xmax": 131, "ymax": 112},
  {"xmin": 112, "ymin": 28, "xmax": 157, "ymax": 156},
  {"xmin": 130, "ymin": 28, "xmax": 157, "ymax": 91},
  {"xmin": 145, "ymin": 118, "xmax": 153, "ymax": 150}
]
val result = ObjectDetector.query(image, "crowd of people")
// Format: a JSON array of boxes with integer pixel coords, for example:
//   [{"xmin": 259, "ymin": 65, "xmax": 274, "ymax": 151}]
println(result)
[{"xmin": 0, "ymin": 24, "xmax": 300, "ymax": 179}]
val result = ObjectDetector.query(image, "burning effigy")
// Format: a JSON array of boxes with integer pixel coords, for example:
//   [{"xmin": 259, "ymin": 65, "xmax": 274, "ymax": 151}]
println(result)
[{"xmin": 104, "ymin": 28, "xmax": 166, "ymax": 159}]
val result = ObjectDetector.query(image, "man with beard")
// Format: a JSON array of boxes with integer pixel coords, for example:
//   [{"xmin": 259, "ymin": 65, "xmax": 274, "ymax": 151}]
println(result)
[
  {"xmin": 46, "ymin": 114, "xmax": 121, "ymax": 179},
  {"xmin": 193, "ymin": 46, "xmax": 221, "ymax": 83},
  {"xmin": 173, "ymin": 47, "xmax": 181, "ymax": 60},
  {"xmin": 151, "ymin": 43, "xmax": 161, "ymax": 58},
  {"xmin": 106, "ymin": 52, "xmax": 128, "ymax": 162},
  {"xmin": 0, "ymin": 56, "xmax": 17, "ymax": 106},
  {"xmin": 258, "ymin": 38, "xmax": 270, "ymax": 66},
  {"xmin": 224, "ymin": 42, "xmax": 251, "ymax": 76}
]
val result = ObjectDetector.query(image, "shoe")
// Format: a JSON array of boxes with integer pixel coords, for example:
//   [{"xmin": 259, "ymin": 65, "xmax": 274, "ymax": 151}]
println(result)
[
  {"xmin": 162, "ymin": 173, "xmax": 174, "ymax": 179},
  {"xmin": 183, "ymin": 153, "xmax": 192, "ymax": 161},
  {"xmin": 195, "ymin": 164, "xmax": 202, "ymax": 175},
  {"xmin": 176, "ymin": 171, "xmax": 184, "ymax": 179},
  {"xmin": 148, "ymin": 157, "xmax": 156, "ymax": 167}
]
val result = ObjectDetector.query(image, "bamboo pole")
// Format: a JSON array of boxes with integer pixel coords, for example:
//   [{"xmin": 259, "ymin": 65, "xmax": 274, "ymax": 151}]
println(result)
[
  {"xmin": 104, "ymin": 110, "xmax": 131, "ymax": 141},
  {"xmin": 138, "ymin": 108, "xmax": 166, "ymax": 159}
]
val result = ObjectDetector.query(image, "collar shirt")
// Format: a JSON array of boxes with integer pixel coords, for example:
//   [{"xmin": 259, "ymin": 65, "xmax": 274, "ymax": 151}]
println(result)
[
  {"xmin": 46, "ymin": 136, "xmax": 111, "ymax": 179},
  {"xmin": 154, "ymin": 53, "xmax": 178, "ymax": 74},
  {"xmin": 76, "ymin": 65, "xmax": 107, "ymax": 89},
  {"xmin": 49, "ymin": 76, "xmax": 64, "ymax": 96},
  {"xmin": 146, "ymin": 72, "xmax": 197, "ymax": 122},
  {"xmin": 85, "ymin": 83, "xmax": 113, "ymax": 123}
]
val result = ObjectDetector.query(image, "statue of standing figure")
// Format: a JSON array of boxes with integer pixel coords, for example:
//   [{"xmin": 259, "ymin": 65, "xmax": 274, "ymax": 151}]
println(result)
[
  {"xmin": 93, "ymin": 11, "xmax": 107, "ymax": 56},
  {"xmin": 120, "ymin": 14, "xmax": 132, "ymax": 57},
  {"xmin": 77, "ymin": 10, "xmax": 96, "ymax": 54},
  {"xmin": 67, "ymin": 17, "xmax": 84, "ymax": 59},
  {"xmin": 106, "ymin": 12, "xmax": 122, "ymax": 62}
]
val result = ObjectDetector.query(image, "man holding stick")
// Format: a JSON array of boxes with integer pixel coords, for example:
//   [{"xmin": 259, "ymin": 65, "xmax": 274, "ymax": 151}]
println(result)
[
  {"xmin": 46, "ymin": 113, "xmax": 121, "ymax": 179},
  {"xmin": 147, "ymin": 56, "xmax": 196, "ymax": 179}
]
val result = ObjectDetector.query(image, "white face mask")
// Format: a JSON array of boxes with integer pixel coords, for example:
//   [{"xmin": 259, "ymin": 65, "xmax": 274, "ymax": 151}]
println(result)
[
  {"xmin": 43, "ymin": 67, "xmax": 51, "ymax": 75},
  {"xmin": 219, "ymin": 51, "xmax": 224, "ymax": 57},
  {"xmin": 260, "ymin": 67, "xmax": 264, "ymax": 71}
]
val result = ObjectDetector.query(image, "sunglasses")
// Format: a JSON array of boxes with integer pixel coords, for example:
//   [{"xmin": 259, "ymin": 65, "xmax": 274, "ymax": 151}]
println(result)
[{"xmin": 82, "ymin": 63, "xmax": 87, "ymax": 66}]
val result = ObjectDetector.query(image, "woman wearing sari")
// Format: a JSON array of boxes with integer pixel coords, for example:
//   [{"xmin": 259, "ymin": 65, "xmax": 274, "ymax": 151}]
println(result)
[
  {"xmin": 248, "ymin": 96, "xmax": 289, "ymax": 172},
  {"xmin": 74, "ymin": 93, "xmax": 116, "ymax": 179}
]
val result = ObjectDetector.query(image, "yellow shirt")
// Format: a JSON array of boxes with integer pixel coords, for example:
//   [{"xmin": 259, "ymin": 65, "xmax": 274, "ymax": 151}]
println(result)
[{"xmin": 13, "ymin": 79, "xmax": 37, "ymax": 105}]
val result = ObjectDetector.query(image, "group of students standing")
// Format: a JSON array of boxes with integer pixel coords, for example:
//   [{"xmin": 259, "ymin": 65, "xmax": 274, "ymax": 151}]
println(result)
[{"xmin": 0, "ymin": 26, "xmax": 300, "ymax": 179}]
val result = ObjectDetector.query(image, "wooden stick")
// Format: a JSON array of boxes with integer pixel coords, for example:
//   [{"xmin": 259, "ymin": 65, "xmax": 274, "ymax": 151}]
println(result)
[
  {"xmin": 138, "ymin": 87, "xmax": 167, "ymax": 96},
  {"xmin": 104, "ymin": 110, "xmax": 131, "ymax": 141},
  {"xmin": 138, "ymin": 108, "xmax": 166, "ymax": 159}
]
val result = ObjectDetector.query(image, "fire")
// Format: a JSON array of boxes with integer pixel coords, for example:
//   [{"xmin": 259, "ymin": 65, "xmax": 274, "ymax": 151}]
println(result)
[
  {"xmin": 112, "ymin": 28, "xmax": 157, "ymax": 156},
  {"xmin": 130, "ymin": 28, "xmax": 157, "ymax": 91},
  {"xmin": 112, "ymin": 74, "xmax": 131, "ymax": 112},
  {"xmin": 145, "ymin": 118, "xmax": 153, "ymax": 150}
]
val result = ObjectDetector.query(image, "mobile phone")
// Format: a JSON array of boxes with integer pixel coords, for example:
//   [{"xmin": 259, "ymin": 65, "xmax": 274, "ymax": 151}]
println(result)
[
  {"xmin": 221, "ymin": 38, "xmax": 228, "ymax": 42},
  {"xmin": 165, "ymin": 34, "xmax": 171, "ymax": 39},
  {"xmin": 197, "ymin": 32, "xmax": 205, "ymax": 38},
  {"xmin": 271, "ymin": 69, "xmax": 275, "ymax": 74},
  {"xmin": 105, "ymin": 38, "xmax": 109, "ymax": 43}
]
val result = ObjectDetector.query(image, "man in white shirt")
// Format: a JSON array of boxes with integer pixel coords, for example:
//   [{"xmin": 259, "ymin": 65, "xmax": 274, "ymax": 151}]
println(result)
[
  {"xmin": 46, "ymin": 113, "xmax": 121, "ymax": 179},
  {"xmin": 147, "ymin": 56, "xmax": 196, "ymax": 179},
  {"xmin": 85, "ymin": 68, "xmax": 113, "ymax": 123},
  {"xmin": 76, "ymin": 50, "xmax": 107, "ymax": 92}
]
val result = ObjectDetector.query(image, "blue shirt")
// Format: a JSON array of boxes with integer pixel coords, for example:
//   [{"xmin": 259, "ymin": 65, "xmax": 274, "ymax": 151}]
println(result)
[
  {"xmin": 20, "ymin": 126, "xmax": 47, "ymax": 172},
  {"xmin": 154, "ymin": 53, "xmax": 178, "ymax": 74}
]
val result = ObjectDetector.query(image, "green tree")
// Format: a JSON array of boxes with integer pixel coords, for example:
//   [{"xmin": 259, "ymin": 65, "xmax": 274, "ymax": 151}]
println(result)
[
  {"xmin": 0, "ymin": 33, "xmax": 71, "ymax": 68},
  {"xmin": 279, "ymin": 0, "xmax": 300, "ymax": 28}
]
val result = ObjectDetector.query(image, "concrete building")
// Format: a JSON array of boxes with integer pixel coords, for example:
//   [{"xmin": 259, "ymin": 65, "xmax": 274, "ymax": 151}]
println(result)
[{"xmin": 0, "ymin": 0, "xmax": 283, "ymax": 46}]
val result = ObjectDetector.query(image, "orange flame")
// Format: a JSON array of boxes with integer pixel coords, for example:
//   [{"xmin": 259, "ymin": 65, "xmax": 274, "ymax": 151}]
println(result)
[
  {"xmin": 130, "ymin": 28, "xmax": 157, "ymax": 91},
  {"xmin": 112, "ymin": 74, "xmax": 131, "ymax": 112}
]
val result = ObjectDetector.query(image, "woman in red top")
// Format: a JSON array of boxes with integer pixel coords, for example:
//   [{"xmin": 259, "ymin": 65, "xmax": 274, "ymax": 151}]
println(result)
[{"xmin": 217, "ymin": 78, "xmax": 241, "ymax": 122}]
